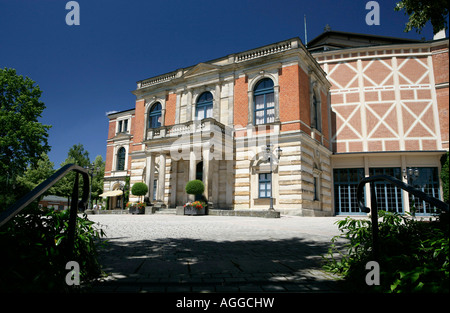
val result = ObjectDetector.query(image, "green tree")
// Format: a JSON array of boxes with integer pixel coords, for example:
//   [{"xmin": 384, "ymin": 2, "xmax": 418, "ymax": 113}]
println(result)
[
  {"xmin": 54, "ymin": 144, "xmax": 91, "ymax": 206},
  {"xmin": 68, "ymin": 143, "xmax": 90, "ymax": 168},
  {"xmin": 395, "ymin": 0, "xmax": 449, "ymax": 34},
  {"xmin": 131, "ymin": 182, "xmax": 148, "ymax": 202},
  {"xmin": 15, "ymin": 153, "xmax": 55, "ymax": 197},
  {"xmin": 54, "ymin": 156, "xmax": 77, "ymax": 206},
  {"xmin": 90, "ymin": 155, "xmax": 105, "ymax": 205},
  {"xmin": 0, "ymin": 68, "xmax": 51, "ymax": 207}
]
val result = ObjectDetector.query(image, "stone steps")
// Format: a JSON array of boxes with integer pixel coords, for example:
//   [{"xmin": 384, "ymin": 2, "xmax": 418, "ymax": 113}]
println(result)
[{"xmin": 154, "ymin": 208, "xmax": 177, "ymax": 215}]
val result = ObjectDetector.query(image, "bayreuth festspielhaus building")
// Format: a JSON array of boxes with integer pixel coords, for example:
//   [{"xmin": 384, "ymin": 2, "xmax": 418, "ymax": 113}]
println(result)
[{"xmin": 102, "ymin": 29, "xmax": 449, "ymax": 216}]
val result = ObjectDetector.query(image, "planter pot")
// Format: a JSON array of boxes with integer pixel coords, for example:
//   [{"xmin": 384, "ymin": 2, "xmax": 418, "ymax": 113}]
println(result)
[
  {"xmin": 129, "ymin": 206, "xmax": 145, "ymax": 214},
  {"xmin": 184, "ymin": 205, "xmax": 206, "ymax": 216}
]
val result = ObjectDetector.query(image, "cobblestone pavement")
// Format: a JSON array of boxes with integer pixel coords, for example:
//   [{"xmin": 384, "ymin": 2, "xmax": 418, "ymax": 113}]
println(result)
[{"xmin": 87, "ymin": 214, "xmax": 350, "ymax": 293}]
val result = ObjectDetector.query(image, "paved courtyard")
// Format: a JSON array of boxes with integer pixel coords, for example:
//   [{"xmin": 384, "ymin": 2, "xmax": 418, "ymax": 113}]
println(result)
[{"xmin": 87, "ymin": 214, "xmax": 350, "ymax": 293}]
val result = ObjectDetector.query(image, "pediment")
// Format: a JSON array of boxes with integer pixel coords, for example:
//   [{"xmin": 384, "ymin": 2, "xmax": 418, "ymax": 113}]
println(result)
[
  {"xmin": 183, "ymin": 63, "xmax": 220, "ymax": 78},
  {"xmin": 113, "ymin": 132, "xmax": 132, "ymax": 140}
]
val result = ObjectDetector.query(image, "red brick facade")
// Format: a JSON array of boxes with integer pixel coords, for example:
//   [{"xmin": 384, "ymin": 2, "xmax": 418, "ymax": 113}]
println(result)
[{"xmin": 102, "ymin": 33, "xmax": 449, "ymax": 215}]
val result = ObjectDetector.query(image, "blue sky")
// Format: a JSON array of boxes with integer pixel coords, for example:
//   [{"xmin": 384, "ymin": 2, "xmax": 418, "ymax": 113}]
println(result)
[{"xmin": 0, "ymin": 0, "xmax": 445, "ymax": 168}]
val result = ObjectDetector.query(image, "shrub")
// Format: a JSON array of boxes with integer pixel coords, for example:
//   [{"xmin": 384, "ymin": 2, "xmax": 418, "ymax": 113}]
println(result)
[
  {"xmin": 185, "ymin": 180, "xmax": 205, "ymax": 195},
  {"xmin": 0, "ymin": 205, "xmax": 106, "ymax": 292},
  {"xmin": 131, "ymin": 182, "xmax": 148, "ymax": 201},
  {"xmin": 324, "ymin": 211, "xmax": 449, "ymax": 293}
]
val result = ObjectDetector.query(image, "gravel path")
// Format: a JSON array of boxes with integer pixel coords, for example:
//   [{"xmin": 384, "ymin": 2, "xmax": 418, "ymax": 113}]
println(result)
[{"xmin": 87, "ymin": 214, "xmax": 349, "ymax": 293}]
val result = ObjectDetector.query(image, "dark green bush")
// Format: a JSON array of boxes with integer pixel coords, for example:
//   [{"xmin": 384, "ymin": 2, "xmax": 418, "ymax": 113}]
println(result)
[
  {"xmin": 324, "ymin": 211, "xmax": 449, "ymax": 293},
  {"xmin": 185, "ymin": 180, "xmax": 205, "ymax": 195},
  {"xmin": 131, "ymin": 182, "xmax": 148, "ymax": 197},
  {"xmin": 0, "ymin": 205, "xmax": 106, "ymax": 292}
]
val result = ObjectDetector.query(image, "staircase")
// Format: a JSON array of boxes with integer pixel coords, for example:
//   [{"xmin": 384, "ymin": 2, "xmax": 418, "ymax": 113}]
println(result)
[{"xmin": 154, "ymin": 208, "xmax": 177, "ymax": 215}]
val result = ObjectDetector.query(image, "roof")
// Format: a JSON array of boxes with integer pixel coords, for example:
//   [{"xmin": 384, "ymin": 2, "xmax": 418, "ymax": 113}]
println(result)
[
  {"xmin": 307, "ymin": 30, "xmax": 421, "ymax": 52},
  {"xmin": 107, "ymin": 108, "xmax": 135, "ymax": 118},
  {"xmin": 40, "ymin": 195, "xmax": 68, "ymax": 203}
]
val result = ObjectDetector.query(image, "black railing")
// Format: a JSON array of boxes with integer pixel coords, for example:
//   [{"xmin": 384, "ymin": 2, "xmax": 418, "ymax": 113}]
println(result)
[
  {"xmin": 0, "ymin": 164, "xmax": 90, "ymax": 256},
  {"xmin": 357, "ymin": 174, "xmax": 449, "ymax": 260}
]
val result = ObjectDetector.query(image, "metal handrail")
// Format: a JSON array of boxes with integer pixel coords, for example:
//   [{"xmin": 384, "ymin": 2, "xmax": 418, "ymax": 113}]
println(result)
[
  {"xmin": 0, "ymin": 164, "xmax": 90, "ymax": 255},
  {"xmin": 357, "ymin": 174, "xmax": 449, "ymax": 260}
]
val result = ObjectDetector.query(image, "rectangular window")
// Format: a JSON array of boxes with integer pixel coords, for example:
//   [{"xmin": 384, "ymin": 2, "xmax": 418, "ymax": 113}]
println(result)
[
  {"xmin": 314, "ymin": 177, "xmax": 319, "ymax": 200},
  {"xmin": 334, "ymin": 168, "xmax": 365, "ymax": 215},
  {"xmin": 369, "ymin": 167, "xmax": 403, "ymax": 213},
  {"xmin": 123, "ymin": 119, "xmax": 128, "ymax": 132},
  {"xmin": 118, "ymin": 120, "xmax": 123, "ymax": 133},
  {"xmin": 259, "ymin": 173, "xmax": 272, "ymax": 198},
  {"xmin": 407, "ymin": 167, "xmax": 440, "ymax": 215}
]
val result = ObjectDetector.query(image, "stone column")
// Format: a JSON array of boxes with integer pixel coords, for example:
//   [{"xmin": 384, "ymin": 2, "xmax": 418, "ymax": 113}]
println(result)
[
  {"xmin": 214, "ymin": 84, "xmax": 221, "ymax": 121},
  {"xmin": 158, "ymin": 154, "xmax": 166, "ymax": 202},
  {"xmin": 202, "ymin": 146, "xmax": 211, "ymax": 201},
  {"xmin": 247, "ymin": 90, "xmax": 254, "ymax": 126},
  {"xmin": 226, "ymin": 161, "xmax": 233, "ymax": 208},
  {"xmin": 170, "ymin": 160, "xmax": 178, "ymax": 207},
  {"xmin": 147, "ymin": 153, "xmax": 156, "ymax": 202},
  {"xmin": 274, "ymin": 85, "xmax": 280, "ymax": 122},
  {"xmin": 188, "ymin": 150, "xmax": 196, "ymax": 201},
  {"xmin": 175, "ymin": 91, "xmax": 181, "ymax": 124},
  {"xmin": 211, "ymin": 158, "xmax": 219, "ymax": 209}
]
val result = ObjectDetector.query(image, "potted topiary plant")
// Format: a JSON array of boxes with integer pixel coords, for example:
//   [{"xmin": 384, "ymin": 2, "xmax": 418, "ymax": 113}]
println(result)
[
  {"xmin": 184, "ymin": 180, "xmax": 206, "ymax": 215},
  {"xmin": 130, "ymin": 182, "xmax": 148, "ymax": 214}
]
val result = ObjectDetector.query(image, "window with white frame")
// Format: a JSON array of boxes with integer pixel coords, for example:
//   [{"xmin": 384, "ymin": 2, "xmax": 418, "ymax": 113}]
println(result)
[
  {"xmin": 258, "ymin": 173, "xmax": 272, "ymax": 198},
  {"xmin": 407, "ymin": 167, "xmax": 440, "ymax": 215},
  {"xmin": 196, "ymin": 92, "xmax": 213, "ymax": 120},
  {"xmin": 311, "ymin": 91, "xmax": 321, "ymax": 132},
  {"xmin": 148, "ymin": 102, "xmax": 162, "ymax": 128},
  {"xmin": 334, "ymin": 168, "xmax": 365, "ymax": 214},
  {"xmin": 116, "ymin": 147, "xmax": 126, "ymax": 171},
  {"xmin": 118, "ymin": 119, "xmax": 129, "ymax": 133},
  {"xmin": 254, "ymin": 78, "xmax": 275, "ymax": 125},
  {"xmin": 369, "ymin": 167, "xmax": 403, "ymax": 213}
]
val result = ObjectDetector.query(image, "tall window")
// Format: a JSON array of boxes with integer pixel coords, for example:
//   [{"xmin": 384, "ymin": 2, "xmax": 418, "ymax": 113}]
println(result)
[
  {"xmin": 314, "ymin": 177, "xmax": 319, "ymax": 200},
  {"xmin": 408, "ymin": 167, "xmax": 440, "ymax": 215},
  {"xmin": 117, "ymin": 119, "xmax": 128, "ymax": 133},
  {"xmin": 148, "ymin": 102, "xmax": 162, "ymax": 128},
  {"xmin": 116, "ymin": 147, "xmax": 126, "ymax": 171},
  {"xmin": 254, "ymin": 78, "xmax": 275, "ymax": 125},
  {"xmin": 369, "ymin": 168, "xmax": 403, "ymax": 213},
  {"xmin": 311, "ymin": 92, "xmax": 321, "ymax": 131},
  {"xmin": 259, "ymin": 173, "xmax": 272, "ymax": 198},
  {"xmin": 334, "ymin": 168, "xmax": 365, "ymax": 214},
  {"xmin": 196, "ymin": 92, "xmax": 213, "ymax": 120}
]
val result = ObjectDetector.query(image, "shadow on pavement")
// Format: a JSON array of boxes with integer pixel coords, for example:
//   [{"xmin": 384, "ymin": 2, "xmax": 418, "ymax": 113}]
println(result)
[{"xmin": 89, "ymin": 236, "xmax": 346, "ymax": 293}]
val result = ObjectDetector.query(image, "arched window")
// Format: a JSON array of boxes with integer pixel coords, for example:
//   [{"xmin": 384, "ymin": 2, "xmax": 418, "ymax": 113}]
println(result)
[
  {"xmin": 254, "ymin": 78, "xmax": 275, "ymax": 125},
  {"xmin": 117, "ymin": 147, "xmax": 126, "ymax": 171},
  {"xmin": 196, "ymin": 92, "xmax": 213, "ymax": 120},
  {"xmin": 311, "ymin": 92, "xmax": 321, "ymax": 132},
  {"xmin": 148, "ymin": 102, "xmax": 162, "ymax": 128}
]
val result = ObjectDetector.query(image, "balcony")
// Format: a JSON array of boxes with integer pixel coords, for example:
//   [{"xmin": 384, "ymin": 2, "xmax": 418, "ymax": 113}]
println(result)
[{"xmin": 146, "ymin": 118, "xmax": 232, "ymax": 142}]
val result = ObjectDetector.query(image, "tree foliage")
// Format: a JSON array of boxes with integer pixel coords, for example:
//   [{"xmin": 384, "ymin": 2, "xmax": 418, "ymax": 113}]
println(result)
[
  {"xmin": 131, "ymin": 182, "xmax": 148, "ymax": 202},
  {"xmin": 0, "ymin": 68, "xmax": 51, "ymax": 207},
  {"xmin": 91, "ymin": 155, "xmax": 105, "ymax": 204},
  {"xmin": 324, "ymin": 211, "xmax": 449, "ymax": 293},
  {"xmin": 0, "ymin": 205, "xmax": 105, "ymax": 292},
  {"xmin": 15, "ymin": 152, "xmax": 55, "ymax": 197},
  {"xmin": 185, "ymin": 180, "xmax": 205, "ymax": 195},
  {"xmin": 395, "ymin": 0, "xmax": 449, "ymax": 34},
  {"xmin": 54, "ymin": 144, "xmax": 91, "ymax": 205}
]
